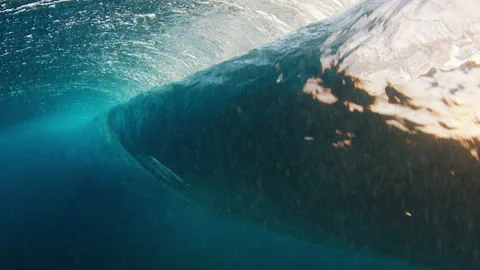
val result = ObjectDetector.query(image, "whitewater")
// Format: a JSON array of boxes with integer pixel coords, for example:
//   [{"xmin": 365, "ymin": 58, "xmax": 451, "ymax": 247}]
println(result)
[{"xmin": 1, "ymin": 0, "xmax": 480, "ymax": 269}]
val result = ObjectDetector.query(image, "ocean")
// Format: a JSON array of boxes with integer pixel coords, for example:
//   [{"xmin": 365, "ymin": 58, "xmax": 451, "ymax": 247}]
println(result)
[{"xmin": 1, "ymin": 0, "xmax": 479, "ymax": 269}]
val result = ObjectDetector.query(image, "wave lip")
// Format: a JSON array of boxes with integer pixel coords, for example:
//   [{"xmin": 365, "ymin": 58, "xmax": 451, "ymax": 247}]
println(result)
[{"xmin": 108, "ymin": 0, "xmax": 480, "ymax": 269}]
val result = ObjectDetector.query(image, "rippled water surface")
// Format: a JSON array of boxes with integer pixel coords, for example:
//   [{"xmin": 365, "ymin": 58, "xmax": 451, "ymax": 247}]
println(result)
[{"xmin": 0, "ymin": 0, "xmax": 357, "ymax": 127}]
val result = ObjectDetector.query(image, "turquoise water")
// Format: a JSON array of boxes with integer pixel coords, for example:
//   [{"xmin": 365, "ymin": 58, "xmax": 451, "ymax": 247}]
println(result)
[
  {"xmin": 0, "ymin": 113, "xmax": 422, "ymax": 269},
  {"xmin": 1, "ymin": 0, "xmax": 471, "ymax": 269}
]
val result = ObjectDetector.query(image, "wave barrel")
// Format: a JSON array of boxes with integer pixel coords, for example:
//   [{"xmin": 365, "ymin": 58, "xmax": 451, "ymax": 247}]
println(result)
[{"xmin": 107, "ymin": 1, "xmax": 480, "ymax": 269}]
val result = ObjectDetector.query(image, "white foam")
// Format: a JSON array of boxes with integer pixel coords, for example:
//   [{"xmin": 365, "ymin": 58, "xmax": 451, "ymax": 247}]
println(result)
[
  {"xmin": 320, "ymin": 0, "xmax": 480, "ymax": 139},
  {"xmin": 0, "ymin": 0, "xmax": 71, "ymax": 14}
]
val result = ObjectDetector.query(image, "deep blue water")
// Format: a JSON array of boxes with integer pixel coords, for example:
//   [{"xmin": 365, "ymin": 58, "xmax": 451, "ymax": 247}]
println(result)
[
  {"xmin": 0, "ymin": 113, "xmax": 422, "ymax": 269},
  {"xmin": 0, "ymin": 0, "xmax": 447, "ymax": 269}
]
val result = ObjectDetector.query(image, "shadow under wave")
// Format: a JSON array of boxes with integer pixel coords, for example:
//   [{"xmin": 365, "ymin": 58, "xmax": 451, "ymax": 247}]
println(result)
[
  {"xmin": 106, "ymin": 3, "xmax": 480, "ymax": 268},
  {"xmin": 0, "ymin": 104, "xmax": 421, "ymax": 270}
]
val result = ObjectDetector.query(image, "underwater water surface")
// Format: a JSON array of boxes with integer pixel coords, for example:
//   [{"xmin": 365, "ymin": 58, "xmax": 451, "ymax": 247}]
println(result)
[{"xmin": 2, "ymin": 0, "xmax": 480, "ymax": 269}]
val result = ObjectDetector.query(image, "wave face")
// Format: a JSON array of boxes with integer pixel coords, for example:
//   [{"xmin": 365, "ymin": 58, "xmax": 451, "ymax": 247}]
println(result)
[
  {"xmin": 0, "ymin": 0, "xmax": 356, "ymax": 128},
  {"xmin": 108, "ymin": 0, "xmax": 480, "ymax": 269}
]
